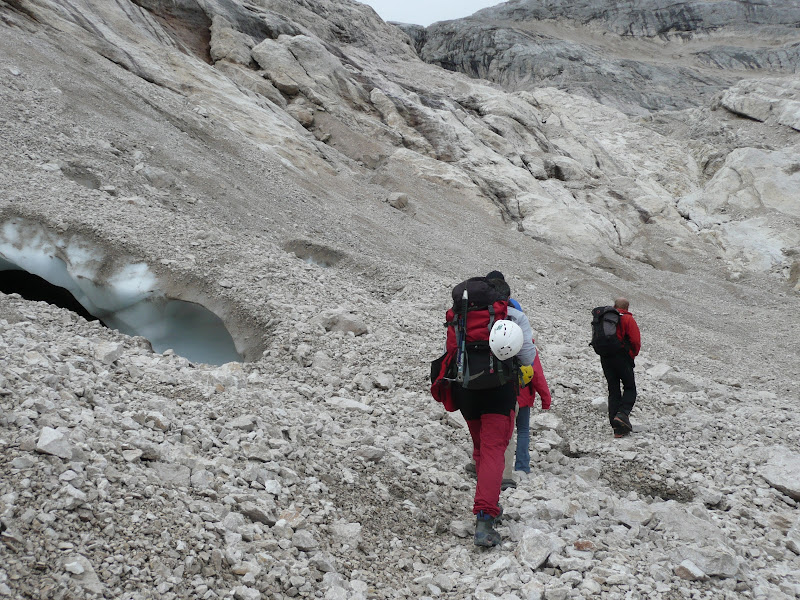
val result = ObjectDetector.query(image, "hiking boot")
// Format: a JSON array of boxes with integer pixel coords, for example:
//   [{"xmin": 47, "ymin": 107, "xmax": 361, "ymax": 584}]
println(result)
[
  {"xmin": 501, "ymin": 478, "xmax": 517, "ymax": 491},
  {"xmin": 613, "ymin": 412, "xmax": 632, "ymax": 433},
  {"xmin": 474, "ymin": 511, "xmax": 501, "ymax": 547}
]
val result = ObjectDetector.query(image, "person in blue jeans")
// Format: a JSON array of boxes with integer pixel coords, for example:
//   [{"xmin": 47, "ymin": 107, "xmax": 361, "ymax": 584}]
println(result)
[
  {"xmin": 501, "ymin": 299, "xmax": 552, "ymax": 486},
  {"xmin": 507, "ymin": 349, "xmax": 552, "ymax": 474}
]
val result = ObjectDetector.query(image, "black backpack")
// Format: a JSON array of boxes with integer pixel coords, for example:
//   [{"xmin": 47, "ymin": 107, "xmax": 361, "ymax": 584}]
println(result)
[
  {"xmin": 589, "ymin": 306, "xmax": 623, "ymax": 356},
  {"xmin": 431, "ymin": 277, "xmax": 516, "ymax": 391}
]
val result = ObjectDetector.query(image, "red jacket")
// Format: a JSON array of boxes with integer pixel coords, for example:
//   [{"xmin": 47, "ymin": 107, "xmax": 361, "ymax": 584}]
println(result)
[
  {"xmin": 517, "ymin": 348, "xmax": 551, "ymax": 409},
  {"xmin": 616, "ymin": 309, "xmax": 641, "ymax": 360}
]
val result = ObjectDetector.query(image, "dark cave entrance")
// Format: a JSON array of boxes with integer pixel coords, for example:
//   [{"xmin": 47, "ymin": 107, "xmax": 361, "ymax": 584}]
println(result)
[
  {"xmin": 0, "ymin": 270, "xmax": 104, "ymax": 325},
  {"xmin": 0, "ymin": 265, "xmax": 243, "ymax": 366}
]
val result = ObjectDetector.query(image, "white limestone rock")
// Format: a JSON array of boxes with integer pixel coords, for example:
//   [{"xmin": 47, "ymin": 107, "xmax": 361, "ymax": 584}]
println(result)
[
  {"xmin": 373, "ymin": 372, "xmax": 394, "ymax": 390},
  {"xmin": 149, "ymin": 462, "xmax": 191, "ymax": 488},
  {"xmin": 238, "ymin": 501, "xmax": 277, "ymax": 526},
  {"xmin": 762, "ymin": 449, "xmax": 800, "ymax": 501},
  {"xmin": 312, "ymin": 309, "xmax": 368, "ymax": 336},
  {"xmin": 312, "ymin": 351, "xmax": 334, "ymax": 371},
  {"xmin": 786, "ymin": 520, "xmax": 800, "ymax": 555},
  {"xmin": 647, "ymin": 363, "xmax": 672, "ymax": 380},
  {"xmin": 330, "ymin": 522, "xmax": 362, "ymax": 547},
  {"xmin": 94, "ymin": 341, "xmax": 123, "ymax": 364},
  {"xmin": 674, "ymin": 559, "xmax": 707, "ymax": 581},
  {"xmin": 660, "ymin": 369, "xmax": 704, "ymax": 392},
  {"xmin": 387, "ymin": 193, "xmax": 409, "ymax": 210},
  {"xmin": 286, "ymin": 100, "xmax": 315, "ymax": 128},
  {"xmin": 671, "ymin": 545, "xmax": 739, "ymax": 578},
  {"xmin": 232, "ymin": 586, "xmax": 261, "ymax": 600},
  {"xmin": 530, "ymin": 412, "xmax": 562, "ymax": 431},
  {"xmin": 229, "ymin": 414, "xmax": 258, "ymax": 431},
  {"xmin": 325, "ymin": 397, "xmax": 372, "ymax": 412},
  {"xmin": 650, "ymin": 503, "xmax": 728, "ymax": 547},
  {"xmin": 62, "ymin": 555, "xmax": 103, "ymax": 594},
  {"xmin": 310, "ymin": 552, "xmax": 337, "ymax": 573},
  {"xmin": 516, "ymin": 528, "xmax": 566, "ymax": 570},
  {"xmin": 721, "ymin": 78, "xmax": 800, "ymax": 131},
  {"xmin": 590, "ymin": 396, "xmax": 607, "ymax": 412},
  {"xmin": 293, "ymin": 529, "xmax": 319, "ymax": 551},
  {"xmin": 612, "ymin": 498, "xmax": 654, "ymax": 527},
  {"xmin": 449, "ymin": 520, "xmax": 472, "ymax": 538},
  {"xmin": 35, "ymin": 427, "xmax": 73, "ymax": 460},
  {"xmin": 355, "ymin": 446, "xmax": 386, "ymax": 462},
  {"xmin": 210, "ymin": 16, "xmax": 254, "ymax": 66},
  {"xmin": 190, "ymin": 468, "xmax": 215, "ymax": 491},
  {"xmin": 677, "ymin": 146, "xmax": 800, "ymax": 276},
  {"xmin": 122, "ymin": 449, "xmax": 144, "ymax": 462}
]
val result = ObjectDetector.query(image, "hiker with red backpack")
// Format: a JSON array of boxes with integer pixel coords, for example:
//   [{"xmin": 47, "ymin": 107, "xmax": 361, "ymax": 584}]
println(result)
[
  {"xmin": 590, "ymin": 297, "xmax": 641, "ymax": 438},
  {"xmin": 480, "ymin": 276, "xmax": 553, "ymax": 488},
  {"xmin": 430, "ymin": 273, "xmax": 536, "ymax": 547}
]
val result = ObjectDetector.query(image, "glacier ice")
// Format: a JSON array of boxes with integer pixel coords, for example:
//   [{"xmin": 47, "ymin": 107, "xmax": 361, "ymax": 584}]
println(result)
[{"xmin": 0, "ymin": 219, "xmax": 241, "ymax": 365}]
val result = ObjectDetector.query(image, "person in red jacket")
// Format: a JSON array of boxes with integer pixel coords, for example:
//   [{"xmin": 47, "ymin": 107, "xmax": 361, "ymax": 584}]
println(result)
[
  {"xmin": 501, "ymin": 346, "xmax": 551, "ymax": 486},
  {"xmin": 602, "ymin": 297, "xmax": 641, "ymax": 438}
]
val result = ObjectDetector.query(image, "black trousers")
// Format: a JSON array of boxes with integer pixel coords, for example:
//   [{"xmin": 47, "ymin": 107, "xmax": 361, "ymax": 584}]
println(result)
[
  {"xmin": 600, "ymin": 353, "xmax": 637, "ymax": 426},
  {"xmin": 454, "ymin": 382, "xmax": 517, "ymax": 420}
]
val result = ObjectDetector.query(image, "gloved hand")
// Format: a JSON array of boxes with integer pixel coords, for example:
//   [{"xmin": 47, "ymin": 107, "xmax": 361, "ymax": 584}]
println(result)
[{"xmin": 518, "ymin": 364, "xmax": 534, "ymax": 386}]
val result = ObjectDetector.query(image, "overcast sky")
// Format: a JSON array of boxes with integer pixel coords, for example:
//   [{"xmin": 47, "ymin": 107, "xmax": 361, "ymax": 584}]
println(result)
[{"xmin": 358, "ymin": 0, "xmax": 503, "ymax": 27}]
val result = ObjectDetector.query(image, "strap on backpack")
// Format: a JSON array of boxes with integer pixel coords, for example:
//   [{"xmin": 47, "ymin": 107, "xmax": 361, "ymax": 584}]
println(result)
[{"xmin": 487, "ymin": 304, "xmax": 496, "ymax": 375}]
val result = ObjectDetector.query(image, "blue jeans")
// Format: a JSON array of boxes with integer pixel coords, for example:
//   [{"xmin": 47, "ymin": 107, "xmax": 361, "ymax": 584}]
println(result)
[{"xmin": 514, "ymin": 406, "xmax": 531, "ymax": 473}]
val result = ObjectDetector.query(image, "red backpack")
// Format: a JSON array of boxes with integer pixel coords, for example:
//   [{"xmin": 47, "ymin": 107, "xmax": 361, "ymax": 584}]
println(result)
[{"xmin": 430, "ymin": 277, "xmax": 516, "ymax": 411}]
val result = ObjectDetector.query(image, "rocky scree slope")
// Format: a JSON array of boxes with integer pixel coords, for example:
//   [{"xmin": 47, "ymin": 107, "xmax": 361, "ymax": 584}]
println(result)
[
  {"xmin": 1, "ymin": 254, "xmax": 800, "ymax": 600},
  {"xmin": 3, "ymin": 0, "xmax": 799, "ymax": 289},
  {"xmin": 403, "ymin": 0, "xmax": 800, "ymax": 286}
]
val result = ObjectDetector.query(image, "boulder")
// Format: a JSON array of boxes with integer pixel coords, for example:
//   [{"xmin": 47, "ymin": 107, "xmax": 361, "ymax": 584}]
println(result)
[
  {"xmin": 387, "ymin": 192, "xmax": 409, "ymax": 210},
  {"xmin": 675, "ymin": 559, "xmax": 707, "ymax": 581},
  {"xmin": 787, "ymin": 520, "xmax": 800, "ymax": 555},
  {"xmin": 149, "ymin": 462, "xmax": 191, "ymax": 488},
  {"xmin": 210, "ymin": 15, "xmax": 254, "ymax": 66},
  {"xmin": 762, "ymin": 449, "xmax": 800, "ymax": 500},
  {"xmin": 672, "ymin": 545, "xmax": 739, "ymax": 578},
  {"xmin": 312, "ymin": 309, "xmax": 368, "ymax": 336},
  {"xmin": 516, "ymin": 528, "xmax": 566, "ymax": 570},
  {"xmin": 530, "ymin": 412, "xmax": 562, "ymax": 431},
  {"xmin": 36, "ymin": 427, "xmax": 73, "ymax": 460}
]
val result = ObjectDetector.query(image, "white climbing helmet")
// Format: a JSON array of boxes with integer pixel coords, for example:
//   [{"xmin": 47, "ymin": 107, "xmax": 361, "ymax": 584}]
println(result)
[{"xmin": 488, "ymin": 320, "xmax": 523, "ymax": 360}]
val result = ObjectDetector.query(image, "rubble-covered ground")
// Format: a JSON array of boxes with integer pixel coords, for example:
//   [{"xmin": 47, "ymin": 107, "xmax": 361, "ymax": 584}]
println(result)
[{"xmin": 2, "ymin": 246, "xmax": 800, "ymax": 600}]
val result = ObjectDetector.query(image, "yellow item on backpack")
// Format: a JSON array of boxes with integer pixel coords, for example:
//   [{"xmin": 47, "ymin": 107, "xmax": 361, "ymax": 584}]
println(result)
[{"xmin": 518, "ymin": 364, "xmax": 534, "ymax": 386}]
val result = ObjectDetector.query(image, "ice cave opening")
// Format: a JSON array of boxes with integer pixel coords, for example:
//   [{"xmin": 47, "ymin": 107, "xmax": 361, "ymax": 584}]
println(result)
[
  {"xmin": 1, "ymin": 269, "xmax": 102, "ymax": 325},
  {"xmin": 0, "ymin": 220, "xmax": 242, "ymax": 366}
]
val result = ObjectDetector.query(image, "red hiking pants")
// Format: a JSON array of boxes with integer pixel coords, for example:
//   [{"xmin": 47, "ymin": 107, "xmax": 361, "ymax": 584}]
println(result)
[{"xmin": 466, "ymin": 412, "xmax": 515, "ymax": 516}]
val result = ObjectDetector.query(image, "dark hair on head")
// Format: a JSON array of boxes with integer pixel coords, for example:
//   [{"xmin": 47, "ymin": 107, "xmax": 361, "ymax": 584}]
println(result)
[{"xmin": 489, "ymin": 278, "xmax": 511, "ymax": 300}]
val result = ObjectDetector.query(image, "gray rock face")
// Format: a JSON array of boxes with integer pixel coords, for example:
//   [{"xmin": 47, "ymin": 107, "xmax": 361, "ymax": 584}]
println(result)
[
  {"xmin": 720, "ymin": 77, "xmax": 800, "ymax": 131},
  {"xmin": 415, "ymin": 0, "xmax": 800, "ymax": 115},
  {"xmin": 399, "ymin": 0, "xmax": 800, "ymax": 283},
  {"xmin": 416, "ymin": 20, "xmax": 733, "ymax": 115},
  {"xmin": 472, "ymin": 0, "xmax": 800, "ymax": 38}
]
